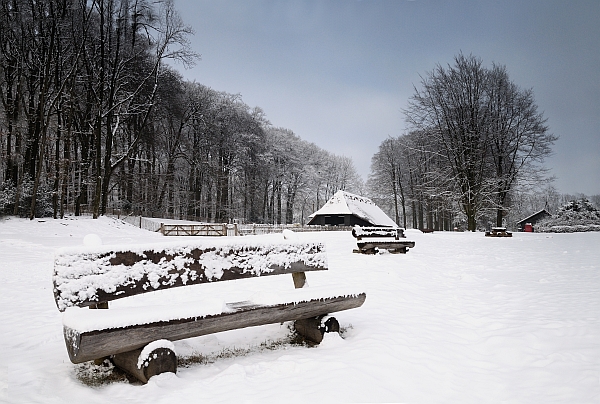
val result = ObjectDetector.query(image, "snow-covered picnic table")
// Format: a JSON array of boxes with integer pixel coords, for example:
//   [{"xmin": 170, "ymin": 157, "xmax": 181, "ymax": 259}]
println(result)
[{"xmin": 485, "ymin": 227, "xmax": 513, "ymax": 237}]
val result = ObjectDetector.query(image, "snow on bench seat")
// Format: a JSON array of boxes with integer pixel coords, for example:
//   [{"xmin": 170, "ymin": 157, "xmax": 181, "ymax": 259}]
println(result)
[
  {"xmin": 351, "ymin": 226, "xmax": 404, "ymax": 239},
  {"xmin": 62, "ymin": 284, "xmax": 366, "ymax": 333}
]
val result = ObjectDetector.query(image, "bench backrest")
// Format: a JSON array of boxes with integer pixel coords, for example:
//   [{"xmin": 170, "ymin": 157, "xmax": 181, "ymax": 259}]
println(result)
[
  {"xmin": 351, "ymin": 227, "xmax": 404, "ymax": 240},
  {"xmin": 53, "ymin": 241, "xmax": 326, "ymax": 311}
]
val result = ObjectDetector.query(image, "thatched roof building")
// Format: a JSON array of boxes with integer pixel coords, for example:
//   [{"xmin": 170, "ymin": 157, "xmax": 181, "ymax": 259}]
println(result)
[{"xmin": 307, "ymin": 190, "xmax": 398, "ymax": 227}]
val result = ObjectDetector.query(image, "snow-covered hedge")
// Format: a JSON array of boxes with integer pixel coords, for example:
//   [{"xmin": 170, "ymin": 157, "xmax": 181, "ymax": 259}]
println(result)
[
  {"xmin": 535, "ymin": 199, "xmax": 600, "ymax": 233},
  {"xmin": 538, "ymin": 224, "xmax": 600, "ymax": 233}
]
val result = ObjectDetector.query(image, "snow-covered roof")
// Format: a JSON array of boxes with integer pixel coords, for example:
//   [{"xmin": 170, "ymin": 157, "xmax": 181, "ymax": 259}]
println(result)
[
  {"xmin": 308, "ymin": 190, "xmax": 398, "ymax": 227},
  {"xmin": 517, "ymin": 209, "xmax": 551, "ymax": 224}
]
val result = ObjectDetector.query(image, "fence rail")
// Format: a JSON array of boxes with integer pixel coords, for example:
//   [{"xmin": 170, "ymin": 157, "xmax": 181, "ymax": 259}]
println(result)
[
  {"xmin": 118, "ymin": 215, "xmax": 163, "ymax": 232},
  {"xmin": 237, "ymin": 224, "xmax": 353, "ymax": 235}
]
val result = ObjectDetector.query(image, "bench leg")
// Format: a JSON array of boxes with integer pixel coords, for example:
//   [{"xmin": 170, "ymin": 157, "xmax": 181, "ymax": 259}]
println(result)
[
  {"xmin": 111, "ymin": 345, "xmax": 177, "ymax": 384},
  {"xmin": 294, "ymin": 315, "xmax": 340, "ymax": 344}
]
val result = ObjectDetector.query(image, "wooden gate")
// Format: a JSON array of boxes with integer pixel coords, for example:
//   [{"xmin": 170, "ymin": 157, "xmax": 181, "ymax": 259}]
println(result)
[{"xmin": 160, "ymin": 223, "xmax": 234, "ymax": 236}]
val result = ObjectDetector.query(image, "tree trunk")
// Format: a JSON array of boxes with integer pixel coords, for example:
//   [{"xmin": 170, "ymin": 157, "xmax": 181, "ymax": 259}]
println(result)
[{"xmin": 92, "ymin": 117, "xmax": 103, "ymax": 219}]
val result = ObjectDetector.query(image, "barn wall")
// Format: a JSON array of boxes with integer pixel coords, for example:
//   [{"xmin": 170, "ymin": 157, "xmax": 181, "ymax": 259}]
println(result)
[
  {"xmin": 308, "ymin": 214, "xmax": 375, "ymax": 227},
  {"xmin": 346, "ymin": 216, "xmax": 374, "ymax": 227},
  {"xmin": 517, "ymin": 210, "xmax": 551, "ymax": 231}
]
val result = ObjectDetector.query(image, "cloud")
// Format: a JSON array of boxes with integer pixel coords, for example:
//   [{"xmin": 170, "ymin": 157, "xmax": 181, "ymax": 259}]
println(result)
[{"xmin": 175, "ymin": 0, "xmax": 600, "ymax": 194}]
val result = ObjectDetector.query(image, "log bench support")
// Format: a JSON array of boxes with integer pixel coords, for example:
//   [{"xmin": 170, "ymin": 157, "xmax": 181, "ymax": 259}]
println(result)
[
  {"xmin": 112, "ymin": 346, "xmax": 177, "ymax": 384},
  {"xmin": 295, "ymin": 315, "xmax": 340, "ymax": 344},
  {"xmin": 354, "ymin": 241, "xmax": 413, "ymax": 254},
  {"xmin": 54, "ymin": 241, "xmax": 366, "ymax": 383}
]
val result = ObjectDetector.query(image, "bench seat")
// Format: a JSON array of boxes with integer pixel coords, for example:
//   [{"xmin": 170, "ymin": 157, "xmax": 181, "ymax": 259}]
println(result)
[
  {"xmin": 63, "ymin": 286, "xmax": 366, "ymax": 363},
  {"xmin": 355, "ymin": 240, "xmax": 416, "ymax": 254}
]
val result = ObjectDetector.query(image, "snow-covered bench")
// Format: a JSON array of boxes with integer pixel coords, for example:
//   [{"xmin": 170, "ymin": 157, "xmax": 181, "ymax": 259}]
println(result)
[
  {"xmin": 351, "ymin": 226, "xmax": 415, "ymax": 254},
  {"xmin": 52, "ymin": 240, "xmax": 366, "ymax": 383}
]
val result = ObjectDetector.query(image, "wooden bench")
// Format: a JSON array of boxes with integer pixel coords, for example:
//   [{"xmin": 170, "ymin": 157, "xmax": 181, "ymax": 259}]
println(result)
[
  {"xmin": 53, "ymin": 240, "xmax": 366, "ymax": 383},
  {"xmin": 485, "ymin": 227, "xmax": 513, "ymax": 237},
  {"xmin": 351, "ymin": 226, "xmax": 415, "ymax": 254}
]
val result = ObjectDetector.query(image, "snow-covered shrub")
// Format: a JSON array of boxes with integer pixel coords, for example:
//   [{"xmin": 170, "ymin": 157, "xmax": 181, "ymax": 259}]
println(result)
[
  {"xmin": 28, "ymin": 180, "xmax": 54, "ymax": 218},
  {"xmin": 0, "ymin": 180, "xmax": 17, "ymax": 215},
  {"xmin": 536, "ymin": 198, "xmax": 600, "ymax": 232},
  {"xmin": 0, "ymin": 177, "xmax": 53, "ymax": 218}
]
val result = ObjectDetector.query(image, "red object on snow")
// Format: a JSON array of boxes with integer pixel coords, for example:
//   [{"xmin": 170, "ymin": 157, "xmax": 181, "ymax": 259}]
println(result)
[{"xmin": 524, "ymin": 223, "xmax": 533, "ymax": 232}]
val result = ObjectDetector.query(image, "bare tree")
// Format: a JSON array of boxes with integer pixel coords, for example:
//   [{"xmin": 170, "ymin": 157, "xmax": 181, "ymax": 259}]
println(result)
[
  {"xmin": 405, "ymin": 53, "xmax": 556, "ymax": 230},
  {"xmin": 83, "ymin": 0, "xmax": 197, "ymax": 218}
]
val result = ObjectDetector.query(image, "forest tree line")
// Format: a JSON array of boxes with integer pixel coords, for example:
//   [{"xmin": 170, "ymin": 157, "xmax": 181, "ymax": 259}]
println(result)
[
  {"xmin": 0, "ymin": 0, "xmax": 363, "ymax": 223},
  {"xmin": 1, "ymin": 2, "xmax": 596, "ymax": 229}
]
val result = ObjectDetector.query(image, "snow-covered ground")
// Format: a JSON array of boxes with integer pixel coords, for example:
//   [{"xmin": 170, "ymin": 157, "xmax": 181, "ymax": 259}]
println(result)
[{"xmin": 0, "ymin": 216, "xmax": 598, "ymax": 403}]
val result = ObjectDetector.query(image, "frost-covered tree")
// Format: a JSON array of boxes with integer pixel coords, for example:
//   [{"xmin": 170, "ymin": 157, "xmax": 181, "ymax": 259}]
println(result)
[
  {"xmin": 369, "ymin": 132, "xmax": 456, "ymax": 230},
  {"xmin": 369, "ymin": 138, "xmax": 405, "ymax": 227},
  {"xmin": 486, "ymin": 63, "xmax": 557, "ymax": 227},
  {"xmin": 0, "ymin": 0, "xmax": 362, "ymax": 224},
  {"xmin": 536, "ymin": 198, "xmax": 600, "ymax": 232}
]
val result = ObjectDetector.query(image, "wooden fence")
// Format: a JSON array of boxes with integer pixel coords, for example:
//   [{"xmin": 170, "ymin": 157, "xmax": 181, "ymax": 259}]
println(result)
[
  {"xmin": 237, "ymin": 224, "xmax": 353, "ymax": 235},
  {"xmin": 118, "ymin": 215, "xmax": 163, "ymax": 232},
  {"xmin": 114, "ymin": 216, "xmax": 352, "ymax": 236}
]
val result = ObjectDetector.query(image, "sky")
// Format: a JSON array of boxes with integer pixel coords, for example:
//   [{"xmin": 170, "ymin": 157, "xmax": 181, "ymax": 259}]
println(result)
[{"xmin": 171, "ymin": 0, "xmax": 600, "ymax": 196}]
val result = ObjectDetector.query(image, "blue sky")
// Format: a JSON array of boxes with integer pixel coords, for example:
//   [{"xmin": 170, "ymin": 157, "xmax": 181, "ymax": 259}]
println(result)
[{"xmin": 173, "ymin": 0, "xmax": 600, "ymax": 195}]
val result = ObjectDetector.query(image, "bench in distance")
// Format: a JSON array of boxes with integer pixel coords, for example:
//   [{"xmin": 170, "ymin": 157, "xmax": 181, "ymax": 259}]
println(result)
[{"xmin": 351, "ymin": 226, "xmax": 415, "ymax": 254}]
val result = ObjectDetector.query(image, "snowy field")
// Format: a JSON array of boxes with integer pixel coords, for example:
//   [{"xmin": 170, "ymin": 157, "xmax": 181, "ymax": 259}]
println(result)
[{"xmin": 0, "ymin": 216, "xmax": 599, "ymax": 403}]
